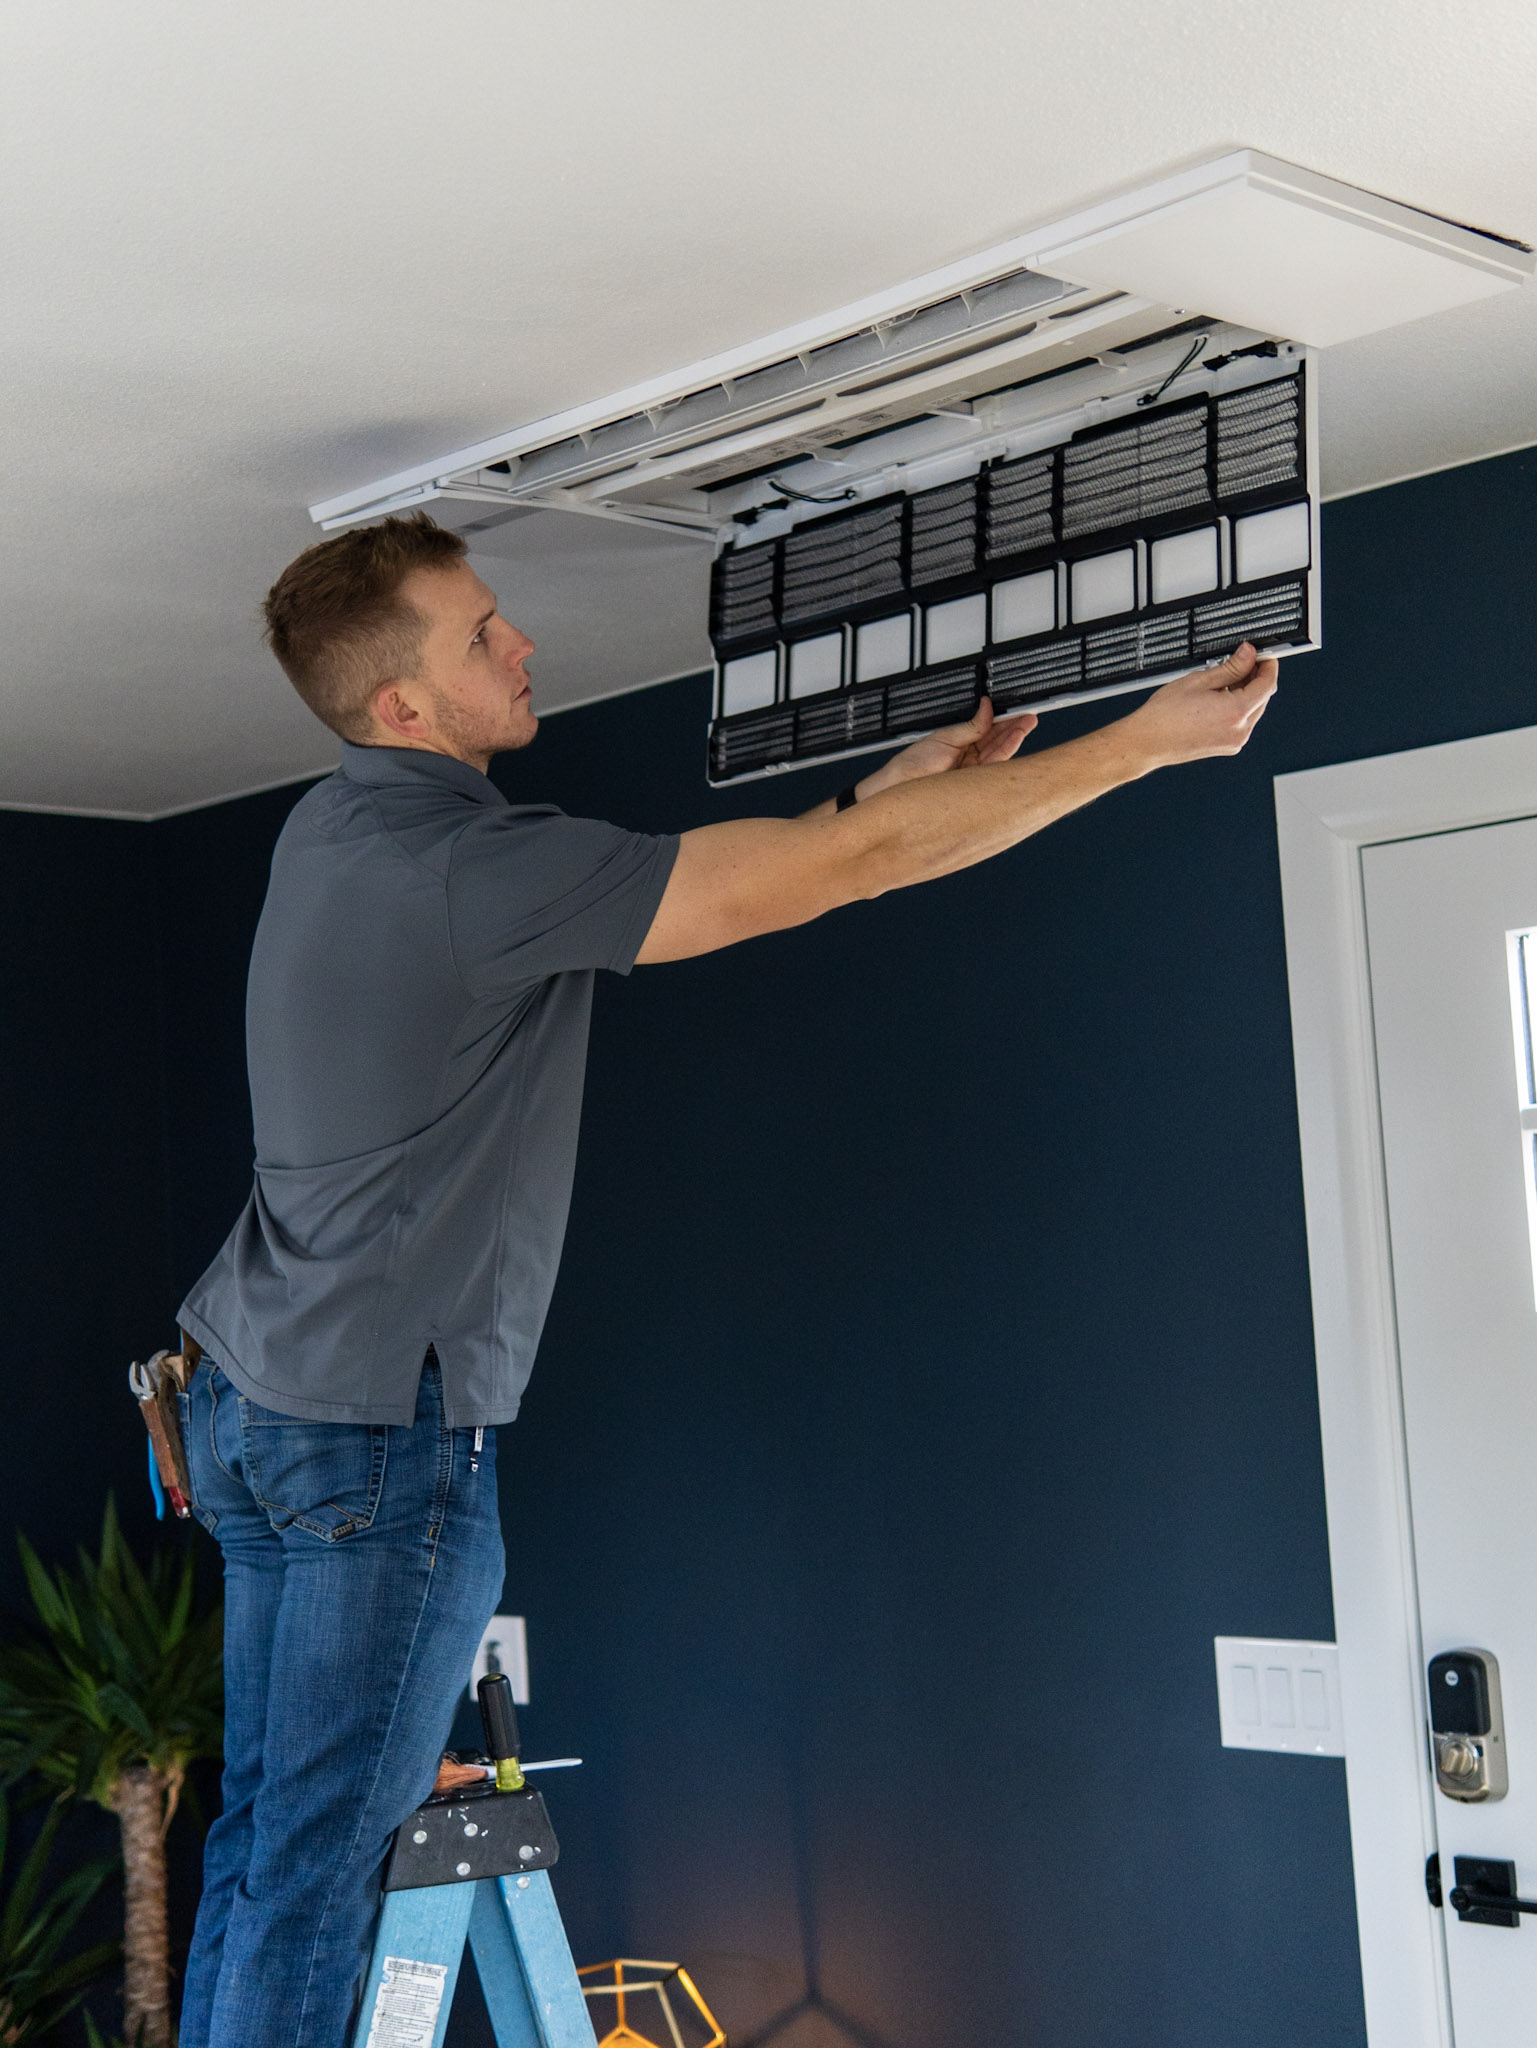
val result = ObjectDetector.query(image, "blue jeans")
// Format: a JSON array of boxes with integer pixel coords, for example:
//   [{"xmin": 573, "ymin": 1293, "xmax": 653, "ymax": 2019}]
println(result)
[{"xmin": 177, "ymin": 1355, "xmax": 504, "ymax": 2048}]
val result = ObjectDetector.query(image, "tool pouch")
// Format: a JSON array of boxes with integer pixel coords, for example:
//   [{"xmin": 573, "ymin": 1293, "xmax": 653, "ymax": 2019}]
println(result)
[{"xmin": 128, "ymin": 1335, "xmax": 201, "ymax": 1521}]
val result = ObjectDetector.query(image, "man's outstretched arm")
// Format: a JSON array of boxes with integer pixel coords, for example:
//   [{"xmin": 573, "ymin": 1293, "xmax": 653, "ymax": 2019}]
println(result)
[{"xmin": 635, "ymin": 645, "xmax": 1277, "ymax": 964}]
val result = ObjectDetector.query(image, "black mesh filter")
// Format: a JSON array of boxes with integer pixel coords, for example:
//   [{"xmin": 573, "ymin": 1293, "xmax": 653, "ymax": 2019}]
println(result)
[
  {"xmin": 793, "ymin": 688, "xmax": 887, "ymax": 758},
  {"xmin": 885, "ymin": 662, "xmax": 981, "ymax": 730},
  {"xmin": 984, "ymin": 452, "xmax": 1055, "ymax": 562},
  {"xmin": 1215, "ymin": 376, "xmax": 1302, "ymax": 499},
  {"xmin": 1192, "ymin": 576, "xmax": 1306, "ymax": 657},
  {"xmin": 780, "ymin": 500, "xmax": 905, "ymax": 627},
  {"xmin": 1061, "ymin": 402, "xmax": 1210, "ymax": 541},
  {"xmin": 710, "ymin": 540, "xmax": 777, "ymax": 650},
  {"xmin": 986, "ymin": 637, "xmax": 1084, "ymax": 706},
  {"xmin": 709, "ymin": 705, "xmax": 796, "ymax": 781},
  {"xmin": 1084, "ymin": 610, "xmax": 1194, "ymax": 682},
  {"xmin": 908, "ymin": 478, "xmax": 980, "ymax": 588}
]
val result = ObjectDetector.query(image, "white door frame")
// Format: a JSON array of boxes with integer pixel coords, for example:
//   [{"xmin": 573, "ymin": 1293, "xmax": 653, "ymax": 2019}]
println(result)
[{"xmin": 1275, "ymin": 725, "xmax": 1537, "ymax": 2048}]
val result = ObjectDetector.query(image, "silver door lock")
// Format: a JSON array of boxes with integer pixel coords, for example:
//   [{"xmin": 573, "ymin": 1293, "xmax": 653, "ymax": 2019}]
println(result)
[{"xmin": 1429, "ymin": 1649, "xmax": 1507, "ymax": 1802}]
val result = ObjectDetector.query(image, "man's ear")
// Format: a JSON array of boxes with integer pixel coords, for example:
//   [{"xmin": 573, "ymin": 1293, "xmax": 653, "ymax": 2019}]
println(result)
[{"xmin": 371, "ymin": 680, "xmax": 433, "ymax": 746}]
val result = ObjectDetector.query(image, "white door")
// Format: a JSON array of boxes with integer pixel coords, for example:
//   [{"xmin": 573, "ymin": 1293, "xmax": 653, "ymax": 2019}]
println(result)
[{"xmin": 1365, "ymin": 814, "xmax": 1537, "ymax": 2043}]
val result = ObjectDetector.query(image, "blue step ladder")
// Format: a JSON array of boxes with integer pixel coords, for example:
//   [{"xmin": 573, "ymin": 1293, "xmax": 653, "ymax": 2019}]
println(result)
[{"xmin": 352, "ymin": 1677, "xmax": 597, "ymax": 2048}]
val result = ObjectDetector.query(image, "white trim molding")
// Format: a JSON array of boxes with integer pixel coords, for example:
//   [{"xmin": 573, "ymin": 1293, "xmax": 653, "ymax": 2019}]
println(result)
[{"xmin": 1275, "ymin": 724, "xmax": 1537, "ymax": 2048}]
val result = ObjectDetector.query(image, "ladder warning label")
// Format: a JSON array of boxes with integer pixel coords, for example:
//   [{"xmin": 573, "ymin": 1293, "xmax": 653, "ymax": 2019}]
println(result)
[{"xmin": 364, "ymin": 1955, "xmax": 449, "ymax": 2047}]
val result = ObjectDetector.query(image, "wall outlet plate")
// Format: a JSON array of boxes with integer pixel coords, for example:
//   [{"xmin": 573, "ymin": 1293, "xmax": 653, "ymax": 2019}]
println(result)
[
  {"xmin": 470, "ymin": 1614, "xmax": 529, "ymax": 1705},
  {"xmin": 1215, "ymin": 1636, "xmax": 1344, "ymax": 1755}
]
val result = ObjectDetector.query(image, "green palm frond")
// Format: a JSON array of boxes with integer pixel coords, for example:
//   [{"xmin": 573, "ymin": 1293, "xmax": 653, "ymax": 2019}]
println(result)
[
  {"xmin": 0, "ymin": 1498, "xmax": 223, "ymax": 1811},
  {"xmin": 0, "ymin": 1789, "xmax": 119, "ymax": 2043},
  {"xmin": 81, "ymin": 2015, "xmax": 132, "ymax": 2048}
]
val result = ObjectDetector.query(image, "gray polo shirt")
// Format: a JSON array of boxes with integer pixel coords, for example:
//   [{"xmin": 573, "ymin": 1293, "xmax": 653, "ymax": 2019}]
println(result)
[{"xmin": 178, "ymin": 743, "xmax": 678, "ymax": 1427}]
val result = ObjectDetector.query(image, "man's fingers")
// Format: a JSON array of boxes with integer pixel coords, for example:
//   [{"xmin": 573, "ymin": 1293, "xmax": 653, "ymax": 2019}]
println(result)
[
  {"xmin": 978, "ymin": 710, "xmax": 1036, "ymax": 760},
  {"xmin": 1234, "ymin": 652, "xmax": 1279, "ymax": 692},
  {"xmin": 1208, "ymin": 643, "xmax": 1280, "ymax": 698},
  {"xmin": 927, "ymin": 699, "xmax": 994, "ymax": 750},
  {"xmin": 1214, "ymin": 640, "xmax": 1258, "ymax": 682}
]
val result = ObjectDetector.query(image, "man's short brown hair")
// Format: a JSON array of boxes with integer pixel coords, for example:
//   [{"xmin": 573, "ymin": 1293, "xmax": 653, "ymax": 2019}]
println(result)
[{"xmin": 263, "ymin": 514, "xmax": 467, "ymax": 741}]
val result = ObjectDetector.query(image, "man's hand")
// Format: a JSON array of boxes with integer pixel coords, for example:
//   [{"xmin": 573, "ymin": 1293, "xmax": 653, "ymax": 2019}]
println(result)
[
  {"xmin": 1113, "ymin": 641, "xmax": 1278, "ymax": 768},
  {"xmin": 857, "ymin": 698, "xmax": 1038, "ymax": 792},
  {"xmin": 802, "ymin": 698, "xmax": 1036, "ymax": 816}
]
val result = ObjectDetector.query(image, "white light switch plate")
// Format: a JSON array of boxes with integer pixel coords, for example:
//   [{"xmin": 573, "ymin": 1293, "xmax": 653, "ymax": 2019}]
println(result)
[
  {"xmin": 1214, "ymin": 1636, "xmax": 1344, "ymax": 1756},
  {"xmin": 469, "ymin": 1614, "xmax": 529, "ymax": 1705}
]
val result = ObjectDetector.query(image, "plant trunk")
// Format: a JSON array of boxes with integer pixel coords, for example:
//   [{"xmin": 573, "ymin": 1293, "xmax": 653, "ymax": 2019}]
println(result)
[{"xmin": 111, "ymin": 1765, "xmax": 173, "ymax": 2048}]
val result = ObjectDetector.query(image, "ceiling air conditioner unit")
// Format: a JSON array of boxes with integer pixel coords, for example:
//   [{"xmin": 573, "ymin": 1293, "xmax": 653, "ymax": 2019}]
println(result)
[{"xmin": 311, "ymin": 150, "xmax": 1531, "ymax": 786}]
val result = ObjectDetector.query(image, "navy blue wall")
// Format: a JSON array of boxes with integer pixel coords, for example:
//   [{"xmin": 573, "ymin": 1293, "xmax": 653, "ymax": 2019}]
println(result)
[
  {"xmin": 0, "ymin": 813, "xmax": 167, "ymax": 1603},
  {"xmin": 4, "ymin": 445, "xmax": 1535, "ymax": 2046}
]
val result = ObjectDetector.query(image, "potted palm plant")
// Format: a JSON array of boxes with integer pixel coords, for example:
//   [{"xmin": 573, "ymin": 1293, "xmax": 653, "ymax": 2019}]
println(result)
[{"xmin": 0, "ymin": 1499, "xmax": 223, "ymax": 2048}]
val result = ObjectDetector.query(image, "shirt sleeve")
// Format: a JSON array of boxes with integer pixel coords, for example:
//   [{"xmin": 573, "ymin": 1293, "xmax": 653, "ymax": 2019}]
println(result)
[{"xmin": 446, "ymin": 803, "xmax": 679, "ymax": 994}]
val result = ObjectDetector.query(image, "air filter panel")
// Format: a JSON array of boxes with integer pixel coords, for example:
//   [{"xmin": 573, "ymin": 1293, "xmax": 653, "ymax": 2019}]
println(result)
[{"xmin": 707, "ymin": 353, "xmax": 1317, "ymax": 783}]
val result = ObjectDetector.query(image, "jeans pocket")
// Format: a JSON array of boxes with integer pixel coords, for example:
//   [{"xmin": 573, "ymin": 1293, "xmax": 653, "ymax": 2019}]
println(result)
[
  {"xmin": 179, "ymin": 1383, "xmax": 220, "ymax": 1536},
  {"xmin": 237, "ymin": 1398, "xmax": 389, "ymax": 1541}
]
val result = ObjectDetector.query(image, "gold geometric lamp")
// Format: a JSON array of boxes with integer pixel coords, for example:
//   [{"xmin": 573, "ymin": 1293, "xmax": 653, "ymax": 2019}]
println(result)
[{"xmin": 577, "ymin": 1958, "xmax": 726, "ymax": 2048}]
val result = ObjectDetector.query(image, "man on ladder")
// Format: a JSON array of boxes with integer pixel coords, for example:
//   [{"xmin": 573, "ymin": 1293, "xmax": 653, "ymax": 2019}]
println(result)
[{"xmin": 171, "ymin": 514, "xmax": 1274, "ymax": 2047}]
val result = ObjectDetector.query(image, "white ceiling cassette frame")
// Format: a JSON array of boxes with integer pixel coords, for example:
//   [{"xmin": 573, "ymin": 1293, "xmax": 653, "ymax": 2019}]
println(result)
[{"xmin": 310, "ymin": 148, "xmax": 1530, "ymax": 546}]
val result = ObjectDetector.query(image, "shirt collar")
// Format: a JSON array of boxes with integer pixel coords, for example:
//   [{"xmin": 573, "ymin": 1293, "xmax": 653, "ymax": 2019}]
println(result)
[{"xmin": 338, "ymin": 743, "xmax": 507, "ymax": 809}]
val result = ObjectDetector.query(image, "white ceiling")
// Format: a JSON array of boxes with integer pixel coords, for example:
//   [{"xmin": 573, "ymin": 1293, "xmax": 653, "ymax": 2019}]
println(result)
[{"xmin": 3, "ymin": 1, "xmax": 1535, "ymax": 818}]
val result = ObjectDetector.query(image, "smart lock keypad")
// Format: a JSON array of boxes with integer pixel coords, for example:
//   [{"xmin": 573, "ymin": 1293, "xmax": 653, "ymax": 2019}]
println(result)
[{"xmin": 1429, "ymin": 1649, "xmax": 1508, "ymax": 1802}]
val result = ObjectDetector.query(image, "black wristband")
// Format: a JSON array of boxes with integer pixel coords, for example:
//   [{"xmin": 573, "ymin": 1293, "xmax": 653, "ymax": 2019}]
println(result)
[{"xmin": 835, "ymin": 782, "xmax": 859, "ymax": 812}]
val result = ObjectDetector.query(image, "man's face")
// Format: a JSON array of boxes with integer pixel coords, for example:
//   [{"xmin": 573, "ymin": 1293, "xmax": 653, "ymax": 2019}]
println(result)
[{"xmin": 385, "ymin": 560, "xmax": 538, "ymax": 763}]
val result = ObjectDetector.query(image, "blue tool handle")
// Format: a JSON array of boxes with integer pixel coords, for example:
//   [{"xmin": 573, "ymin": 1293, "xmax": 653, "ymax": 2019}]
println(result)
[{"xmin": 147, "ymin": 1439, "xmax": 166, "ymax": 1521}]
